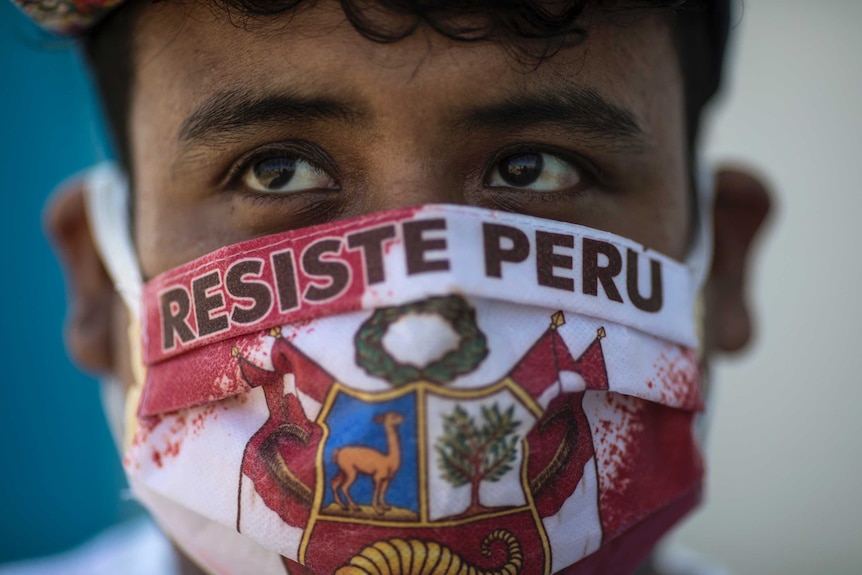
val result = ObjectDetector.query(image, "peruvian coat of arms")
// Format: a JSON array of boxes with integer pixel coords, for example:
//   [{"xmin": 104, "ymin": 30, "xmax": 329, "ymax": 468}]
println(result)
[{"xmin": 232, "ymin": 295, "xmax": 608, "ymax": 575}]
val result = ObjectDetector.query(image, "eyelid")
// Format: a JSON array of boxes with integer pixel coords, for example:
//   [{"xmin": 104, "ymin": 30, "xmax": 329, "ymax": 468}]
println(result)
[{"xmin": 221, "ymin": 141, "xmax": 340, "ymax": 190}]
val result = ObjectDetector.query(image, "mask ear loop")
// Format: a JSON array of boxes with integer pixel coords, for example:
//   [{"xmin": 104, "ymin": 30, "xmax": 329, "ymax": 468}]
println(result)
[
  {"xmin": 83, "ymin": 163, "xmax": 147, "ymax": 452},
  {"xmin": 688, "ymin": 161, "xmax": 717, "ymax": 452},
  {"xmin": 687, "ymin": 161, "xmax": 716, "ymax": 291},
  {"xmin": 83, "ymin": 163, "xmax": 142, "ymax": 316},
  {"xmin": 647, "ymin": 164, "xmax": 718, "ymax": 571}
]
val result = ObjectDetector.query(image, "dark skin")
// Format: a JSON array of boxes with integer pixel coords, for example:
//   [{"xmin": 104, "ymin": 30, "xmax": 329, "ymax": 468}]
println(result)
[{"xmin": 46, "ymin": 1, "xmax": 771, "ymax": 573}]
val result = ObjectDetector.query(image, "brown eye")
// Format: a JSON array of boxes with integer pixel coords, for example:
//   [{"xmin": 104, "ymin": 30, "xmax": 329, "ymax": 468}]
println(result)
[
  {"xmin": 498, "ymin": 153, "xmax": 543, "ymax": 186},
  {"xmin": 486, "ymin": 151, "xmax": 582, "ymax": 192},
  {"xmin": 243, "ymin": 156, "xmax": 337, "ymax": 194}
]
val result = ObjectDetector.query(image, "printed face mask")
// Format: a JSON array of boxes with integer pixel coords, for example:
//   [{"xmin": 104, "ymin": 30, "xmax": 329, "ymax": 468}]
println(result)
[{"xmin": 84, "ymin": 165, "xmax": 712, "ymax": 575}]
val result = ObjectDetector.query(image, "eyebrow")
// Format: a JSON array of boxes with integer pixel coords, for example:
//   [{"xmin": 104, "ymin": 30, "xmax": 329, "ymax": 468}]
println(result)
[
  {"xmin": 457, "ymin": 84, "xmax": 646, "ymax": 150},
  {"xmin": 179, "ymin": 84, "xmax": 644, "ymax": 152},
  {"xmin": 178, "ymin": 88, "xmax": 366, "ymax": 145}
]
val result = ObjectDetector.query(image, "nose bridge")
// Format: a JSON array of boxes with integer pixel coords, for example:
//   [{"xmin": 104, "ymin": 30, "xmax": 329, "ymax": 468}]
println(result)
[
  {"xmin": 356, "ymin": 80, "xmax": 472, "ymax": 211},
  {"xmin": 363, "ymin": 143, "xmax": 464, "ymax": 212}
]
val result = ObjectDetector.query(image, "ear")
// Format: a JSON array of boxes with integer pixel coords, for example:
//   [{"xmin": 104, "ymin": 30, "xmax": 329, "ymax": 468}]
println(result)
[
  {"xmin": 45, "ymin": 181, "xmax": 116, "ymax": 373},
  {"xmin": 705, "ymin": 167, "xmax": 773, "ymax": 354}
]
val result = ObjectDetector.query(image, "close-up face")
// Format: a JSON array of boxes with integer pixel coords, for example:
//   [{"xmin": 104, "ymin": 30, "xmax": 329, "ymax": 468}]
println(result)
[
  {"xmin": 33, "ymin": 1, "xmax": 773, "ymax": 573},
  {"xmin": 127, "ymin": 1, "xmax": 690, "ymax": 280}
]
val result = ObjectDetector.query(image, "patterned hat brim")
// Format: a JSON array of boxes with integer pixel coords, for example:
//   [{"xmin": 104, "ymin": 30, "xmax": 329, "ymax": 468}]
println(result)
[{"xmin": 12, "ymin": 0, "xmax": 124, "ymax": 35}]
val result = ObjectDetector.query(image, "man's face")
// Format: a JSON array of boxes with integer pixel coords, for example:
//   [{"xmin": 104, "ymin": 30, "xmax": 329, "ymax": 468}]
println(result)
[
  {"xmin": 44, "ymin": 4, "xmax": 772, "ymax": 572},
  {"xmin": 127, "ymin": 2, "xmax": 690, "ymax": 282}
]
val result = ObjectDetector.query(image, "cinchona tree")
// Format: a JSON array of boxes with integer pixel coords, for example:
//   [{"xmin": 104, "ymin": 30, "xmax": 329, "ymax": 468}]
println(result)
[{"xmin": 435, "ymin": 403, "xmax": 521, "ymax": 516}]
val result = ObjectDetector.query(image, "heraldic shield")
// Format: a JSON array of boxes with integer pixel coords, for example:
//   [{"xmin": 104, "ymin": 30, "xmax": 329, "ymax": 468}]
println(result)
[
  {"xmin": 305, "ymin": 381, "xmax": 548, "ymax": 574},
  {"xmin": 233, "ymin": 295, "xmax": 613, "ymax": 574}
]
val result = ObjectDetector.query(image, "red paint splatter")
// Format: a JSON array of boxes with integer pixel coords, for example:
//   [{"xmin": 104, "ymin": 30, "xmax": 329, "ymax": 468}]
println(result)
[
  {"xmin": 169, "ymin": 415, "xmax": 186, "ymax": 434},
  {"xmin": 589, "ymin": 391, "xmax": 703, "ymax": 540},
  {"xmin": 141, "ymin": 414, "xmax": 162, "ymax": 432},
  {"xmin": 164, "ymin": 439, "xmax": 182, "ymax": 458},
  {"xmin": 283, "ymin": 318, "xmax": 315, "ymax": 342},
  {"xmin": 190, "ymin": 404, "xmax": 219, "ymax": 437},
  {"xmin": 651, "ymin": 347, "xmax": 703, "ymax": 411},
  {"xmin": 138, "ymin": 405, "xmax": 211, "ymax": 466}
]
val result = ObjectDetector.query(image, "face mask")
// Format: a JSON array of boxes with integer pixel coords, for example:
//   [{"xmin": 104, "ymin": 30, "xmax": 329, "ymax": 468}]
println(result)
[{"xmin": 84, "ymin": 164, "xmax": 713, "ymax": 575}]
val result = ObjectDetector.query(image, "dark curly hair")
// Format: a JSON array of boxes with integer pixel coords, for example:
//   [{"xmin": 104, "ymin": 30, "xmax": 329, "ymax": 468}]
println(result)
[
  {"xmin": 214, "ymin": 0, "xmax": 680, "ymax": 43},
  {"xmin": 83, "ymin": 0, "xmax": 728, "ymax": 173}
]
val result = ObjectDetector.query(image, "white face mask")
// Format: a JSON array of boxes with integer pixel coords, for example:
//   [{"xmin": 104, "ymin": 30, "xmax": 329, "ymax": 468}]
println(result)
[{"xmin": 85, "ymin": 164, "xmax": 713, "ymax": 575}]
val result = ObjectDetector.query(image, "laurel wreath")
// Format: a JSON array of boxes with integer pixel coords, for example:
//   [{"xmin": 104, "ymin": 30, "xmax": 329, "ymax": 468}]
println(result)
[{"xmin": 355, "ymin": 295, "xmax": 488, "ymax": 386}]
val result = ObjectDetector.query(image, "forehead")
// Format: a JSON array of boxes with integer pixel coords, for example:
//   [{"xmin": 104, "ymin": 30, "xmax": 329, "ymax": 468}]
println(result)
[{"xmin": 129, "ymin": 3, "xmax": 681, "ymax": 132}]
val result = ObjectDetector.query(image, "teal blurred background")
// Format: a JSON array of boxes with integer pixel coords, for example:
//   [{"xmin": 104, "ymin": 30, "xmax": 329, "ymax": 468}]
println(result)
[{"xmin": 0, "ymin": 2, "xmax": 134, "ymax": 565}]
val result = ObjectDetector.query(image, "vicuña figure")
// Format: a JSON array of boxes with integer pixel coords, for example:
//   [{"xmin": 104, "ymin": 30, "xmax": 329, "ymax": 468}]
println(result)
[{"xmin": 331, "ymin": 411, "xmax": 405, "ymax": 515}]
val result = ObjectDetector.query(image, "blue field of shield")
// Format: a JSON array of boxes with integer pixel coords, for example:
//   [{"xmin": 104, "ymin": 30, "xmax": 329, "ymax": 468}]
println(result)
[{"xmin": 320, "ymin": 391, "xmax": 419, "ymax": 519}]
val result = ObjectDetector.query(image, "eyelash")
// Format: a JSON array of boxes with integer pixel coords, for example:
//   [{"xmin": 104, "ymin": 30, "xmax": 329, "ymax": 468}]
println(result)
[
  {"xmin": 221, "ymin": 141, "xmax": 340, "ymax": 191},
  {"xmin": 484, "ymin": 143, "xmax": 605, "ymax": 188}
]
